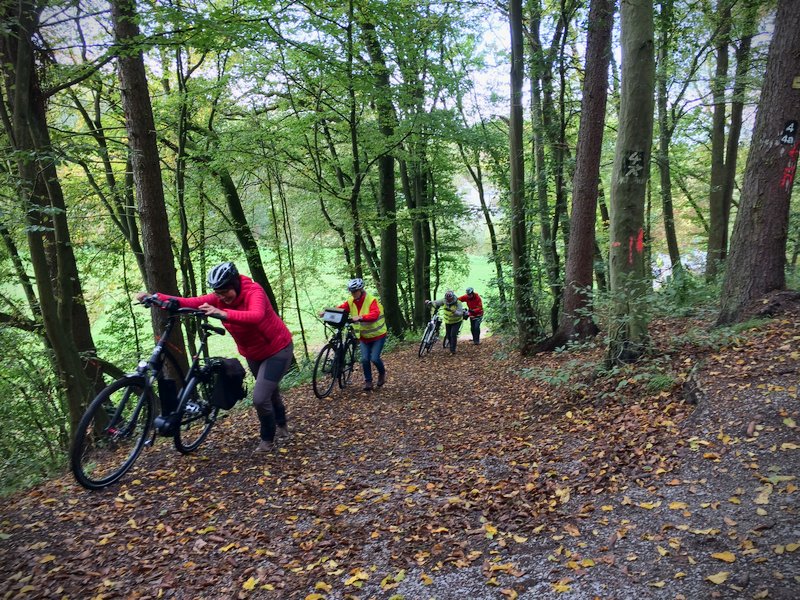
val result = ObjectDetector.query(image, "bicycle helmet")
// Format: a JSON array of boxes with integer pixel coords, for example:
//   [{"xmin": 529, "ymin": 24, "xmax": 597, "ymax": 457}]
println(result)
[
  {"xmin": 444, "ymin": 290, "xmax": 456, "ymax": 304},
  {"xmin": 207, "ymin": 261, "xmax": 239, "ymax": 290},
  {"xmin": 466, "ymin": 287, "xmax": 474, "ymax": 295},
  {"xmin": 347, "ymin": 278, "xmax": 365, "ymax": 292}
]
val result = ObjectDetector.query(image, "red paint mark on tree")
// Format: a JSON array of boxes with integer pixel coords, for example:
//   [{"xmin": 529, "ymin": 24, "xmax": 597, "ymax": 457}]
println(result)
[
  {"xmin": 629, "ymin": 236, "xmax": 634, "ymax": 264},
  {"xmin": 636, "ymin": 228, "xmax": 645, "ymax": 254},
  {"xmin": 780, "ymin": 141, "xmax": 800, "ymax": 192},
  {"xmin": 611, "ymin": 241, "xmax": 621, "ymax": 247}
]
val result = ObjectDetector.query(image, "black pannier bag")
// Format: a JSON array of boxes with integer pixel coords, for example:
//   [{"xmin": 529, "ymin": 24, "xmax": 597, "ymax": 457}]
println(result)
[{"xmin": 209, "ymin": 357, "xmax": 247, "ymax": 410}]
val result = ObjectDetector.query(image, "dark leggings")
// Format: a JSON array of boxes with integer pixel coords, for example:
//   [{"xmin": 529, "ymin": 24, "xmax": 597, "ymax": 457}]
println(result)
[
  {"xmin": 247, "ymin": 342, "xmax": 294, "ymax": 442},
  {"xmin": 445, "ymin": 322, "xmax": 461, "ymax": 353}
]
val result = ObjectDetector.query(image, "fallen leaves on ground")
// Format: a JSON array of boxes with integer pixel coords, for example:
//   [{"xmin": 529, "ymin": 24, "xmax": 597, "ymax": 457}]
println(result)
[{"xmin": 1, "ymin": 306, "xmax": 799, "ymax": 599}]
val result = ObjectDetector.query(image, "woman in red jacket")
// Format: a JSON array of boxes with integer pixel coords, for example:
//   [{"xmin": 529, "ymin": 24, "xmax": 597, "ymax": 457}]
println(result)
[
  {"xmin": 458, "ymin": 287, "xmax": 484, "ymax": 345},
  {"xmin": 137, "ymin": 262, "xmax": 293, "ymax": 453}
]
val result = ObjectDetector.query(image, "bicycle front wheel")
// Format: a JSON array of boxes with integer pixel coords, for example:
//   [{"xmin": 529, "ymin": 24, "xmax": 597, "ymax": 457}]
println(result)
[
  {"xmin": 174, "ymin": 377, "xmax": 219, "ymax": 454},
  {"xmin": 339, "ymin": 338, "xmax": 359, "ymax": 388},
  {"xmin": 418, "ymin": 323, "xmax": 434, "ymax": 357},
  {"xmin": 313, "ymin": 343, "xmax": 338, "ymax": 399},
  {"xmin": 70, "ymin": 377, "xmax": 153, "ymax": 490}
]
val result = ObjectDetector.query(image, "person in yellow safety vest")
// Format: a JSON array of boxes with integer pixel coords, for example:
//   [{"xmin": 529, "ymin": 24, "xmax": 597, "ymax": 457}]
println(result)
[
  {"xmin": 425, "ymin": 290, "xmax": 469, "ymax": 355},
  {"xmin": 334, "ymin": 278, "xmax": 388, "ymax": 391}
]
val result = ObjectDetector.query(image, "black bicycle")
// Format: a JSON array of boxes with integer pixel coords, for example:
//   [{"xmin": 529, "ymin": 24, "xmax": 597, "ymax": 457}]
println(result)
[
  {"xmin": 70, "ymin": 295, "xmax": 232, "ymax": 490},
  {"xmin": 312, "ymin": 308, "xmax": 359, "ymax": 398},
  {"xmin": 418, "ymin": 305, "xmax": 443, "ymax": 357}
]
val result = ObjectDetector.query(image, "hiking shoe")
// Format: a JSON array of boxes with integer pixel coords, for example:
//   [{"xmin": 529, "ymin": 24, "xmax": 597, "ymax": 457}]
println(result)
[
  {"xmin": 377, "ymin": 373, "xmax": 386, "ymax": 387},
  {"xmin": 276, "ymin": 425, "xmax": 290, "ymax": 439},
  {"xmin": 255, "ymin": 440, "xmax": 275, "ymax": 453},
  {"xmin": 363, "ymin": 381, "xmax": 374, "ymax": 391}
]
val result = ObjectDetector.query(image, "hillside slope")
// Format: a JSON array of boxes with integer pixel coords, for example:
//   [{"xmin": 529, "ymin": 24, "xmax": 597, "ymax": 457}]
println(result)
[{"xmin": 1, "ymin": 307, "xmax": 798, "ymax": 599}]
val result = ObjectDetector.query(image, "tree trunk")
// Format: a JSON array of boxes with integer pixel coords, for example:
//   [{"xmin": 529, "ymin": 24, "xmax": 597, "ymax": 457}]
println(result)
[
  {"xmin": 656, "ymin": 0, "xmax": 681, "ymax": 274},
  {"xmin": 721, "ymin": 1, "xmax": 758, "ymax": 253},
  {"xmin": 717, "ymin": 0, "xmax": 800, "ymax": 324},
  {"xmin": 552, "ymin": 0, "xmax": 613, "ymax": 347},
  {"xmin": 510, "ymin": 0, "xmax": 539, "ymax": 352},
  {"xmin": 357, "ymin": 14, "xmax": 404, "ymax": 335},
  {"xmin": 1, "ymin": 0, "xmax": 99, "ymax": 436},
  {"xmin": 607, "ymin": 0, "xmax": 656, "ymax": 365},
  {"xmin": 705, "ymin": 0, "xmax": 731, "ymax": 280},
  {"xmin": 111, "ymin": 0, "xmax": 187, "ymax": 372}
]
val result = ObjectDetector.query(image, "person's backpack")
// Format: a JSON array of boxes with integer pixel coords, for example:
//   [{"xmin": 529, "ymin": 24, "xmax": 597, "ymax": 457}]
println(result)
[{"xmin": 209, "ymin": 358, "xmax": 247, "ymax": 410}]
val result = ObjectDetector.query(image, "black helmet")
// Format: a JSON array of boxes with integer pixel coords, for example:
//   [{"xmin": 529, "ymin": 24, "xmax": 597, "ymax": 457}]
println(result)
[
  {"xmin": 444, "ymin": 290, "xmax": 456, "ymax": 304},
  {"xmin": 207, "ymin": 261, "xmax": 239, "ymax": 290},
  {"xmin": 348, "ymin": 278, "xmax": 365, "ymax": 292},
  {"xmin": 466, "ymin": 287, "xmax": 474, "ymax": 295}
]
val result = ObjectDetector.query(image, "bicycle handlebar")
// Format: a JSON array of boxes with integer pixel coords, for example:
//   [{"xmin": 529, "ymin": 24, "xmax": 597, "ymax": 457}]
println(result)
[{"xmin": 139, "ymin": 295, "xmax": 225, "ymax": 330}]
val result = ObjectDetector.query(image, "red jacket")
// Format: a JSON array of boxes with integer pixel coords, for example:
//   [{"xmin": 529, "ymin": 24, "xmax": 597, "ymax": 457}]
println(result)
[
  {"xmin": 162, "ymin": 276, "xmax": 292, "ymax": 361},
  {"xmin": 338, "ymin": 295, "xmax": 387, "ymax": 342},
  {"xmin": 458, "ymin": 292, "xmax": 484, "ymax": 318}
]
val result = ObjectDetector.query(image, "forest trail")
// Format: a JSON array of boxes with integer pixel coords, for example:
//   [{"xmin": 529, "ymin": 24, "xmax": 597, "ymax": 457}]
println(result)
[{"xmin": 1, "ymin": 310, "xmax": 799, "ymax": 600}]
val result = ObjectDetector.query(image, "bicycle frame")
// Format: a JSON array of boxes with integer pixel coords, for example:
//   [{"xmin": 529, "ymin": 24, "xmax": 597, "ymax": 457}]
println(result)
[{"xmin": 132, "ymin": 303, "xmax": 225, "ymax": 436}]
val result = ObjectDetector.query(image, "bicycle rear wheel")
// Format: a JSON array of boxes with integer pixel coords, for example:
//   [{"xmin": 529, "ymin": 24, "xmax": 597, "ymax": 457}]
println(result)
[
  {"xmin": 339, "ymin": 338, "xmax": 359, "ymax": 388},
  {"xmin": 174, "ymin": 377, "xmax": 219, "ymax": 453},
  {"xmin": 418, "ymin": 323, "xmax": 434, "ymax": 357},
  {"xmin": 70, "ymin": 377, "xmax": 153, "ymax": 490},
  {"xmin": 313, "ymin": 343, "xmax": 338, "ymax": 398}
]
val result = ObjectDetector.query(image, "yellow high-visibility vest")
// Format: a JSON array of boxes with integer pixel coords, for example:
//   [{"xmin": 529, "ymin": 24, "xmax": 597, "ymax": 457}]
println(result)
[{"xmin": 347, "ymin": 293, "xmax": 387, "ymax": 339}]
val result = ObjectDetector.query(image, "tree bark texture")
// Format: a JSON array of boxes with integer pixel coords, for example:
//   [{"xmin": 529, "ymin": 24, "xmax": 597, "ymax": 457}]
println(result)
[
  {"xmin": 608, "ymin": 0, "xmax": 656, "ymax": 364},
  {"xmin": 111, "ymin": 0, "xmax": 187, "ymax": 371},
  {"xmin": 510, "ymin": 0, "xmax": 538, "ymax": 351},
  {"xmin": 558, "ymin": 0, "xmax": 613, "ymax": 343},
  {"xmin": 705, "ymin": 0, "xmax": 731, "ymax": 280},
  {"xmin": 718, "ymin": 0, "xmax": 800, "ymax": 324}
]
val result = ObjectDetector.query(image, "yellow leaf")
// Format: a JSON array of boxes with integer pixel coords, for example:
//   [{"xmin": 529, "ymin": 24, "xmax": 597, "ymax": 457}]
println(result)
[
  {"xmin": 706, "ymin": 571, "xmax": 729, "ymax": 584},
  {"xmin": 638, "ymin": 501, "xmax": 661, "ymax": 510},
  {"xmin": 711, "ymin": 551, "xmax": 736, "ymax": 563},
  {"xmin": 552, "ymin": 579, "xmax": 571, "ymax": 593},
  {"xmin": 754, "ymin": 485, "xmax": 772, "ymax": 504},
  {"xmin": 513, "ymin": 535, "xmax": 528, "ymax": 543},
  {"xmin": 242, "ymin": 577, "xmax": 258, "ymax": 590},
  {"xmin": 314, "ymin": 581, "xmax": 332, "ymax": 592},
  {"xmin": 19, "ymin": 586, "xmax": 36, "ymax": 594},
  {"xmin": 220, "ymin": 543, "xmax": 235, "ymax": 552},
  {"xmin": 304, "ymin": 595, "xmax": 325, "ymax": 600},
  {"xmin": 484, "ymin": 523, "xmax": 498, "ymax": 538},
  {"xmin": 783, "ymin": 417, "xmax": 796, "ymax": 428},
  {"xmin": 674, "ymin": 571, "xmax": 686, "ymax": 579},
  {"xmin": 668, "ymin": 501, "xmax": 687, "ymax": 510},
  {"xmin": 344, "ymin": 569, "xmax": 369, "ymax": 586},
  {"xmin": 786, "ymin": 543, "xmax": 799, "ymax": 552},
  {"xmin": 500, "ymin": 589, "xmax": 518, "ymax": 599},
  {"xmin": 657, "ymin": 546, "xmax": 669, "ymax": 556},
  {"xmin": 555, "ymin": 487, "xmax": 570, "ymax": 503},
  {"xmin": 334, "ymin": 504, "xmax": 349, "ymax": 515},
  {"xmin": 421, "ymin": 573, "xmax": 433, "ymax": 585},
  {"xmin": 124, "ymin": 491, "xmax": 134, "ymax": 501},
  {"xmin": 580, "ymin": 558, "xmax": 595, "ymax": 567},
  {"xmin": 649, "ymin": 581, "xmax": 666, "ymax": 588},
  {"xmin": 780, "ymin": 442, "xmax": 799, "ymax": 450},
  {"xmin": 39, "ymin": 554, "xmax": 56, "ymax": 564},
  {"xmin": 600, "ymin": 505, "xmax": 614, "ymax": 512}
]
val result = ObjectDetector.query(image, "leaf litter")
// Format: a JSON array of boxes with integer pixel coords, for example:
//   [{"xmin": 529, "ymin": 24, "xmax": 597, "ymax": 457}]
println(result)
[{"xmin": 0, "ymin": 306, "xmax": 798, "ymax": 599}]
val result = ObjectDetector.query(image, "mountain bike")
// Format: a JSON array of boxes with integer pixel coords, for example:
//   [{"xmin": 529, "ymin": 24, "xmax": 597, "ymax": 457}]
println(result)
[
  {"xmin": 312, "ymin": 308, "xmax": 359, "ymax": 399},
  {"xmin": 70, "ymin": 295, "xmax": 232, "ymax": 490},
  {"xmin": 418, "ymin": 305, "xmax": 443, "ymax": 357}
]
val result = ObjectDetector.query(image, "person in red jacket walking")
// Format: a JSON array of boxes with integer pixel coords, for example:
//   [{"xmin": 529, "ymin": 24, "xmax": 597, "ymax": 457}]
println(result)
[
  {"xmin": 137, "ymin": 262, "xmax": 294, "ymax": 453},
  {"xmin": 458, "ymin": 287, "xmax": 484, "ymax": 345},
  {"xmin": 329, "ymin": 278, "xmax": 388, "ymax": 391}
]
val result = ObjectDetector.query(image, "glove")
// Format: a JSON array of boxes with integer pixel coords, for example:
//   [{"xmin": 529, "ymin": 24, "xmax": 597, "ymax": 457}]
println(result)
[{"xmin": 163, "ymin": 298, "xmax": 180, "ymax": 312}]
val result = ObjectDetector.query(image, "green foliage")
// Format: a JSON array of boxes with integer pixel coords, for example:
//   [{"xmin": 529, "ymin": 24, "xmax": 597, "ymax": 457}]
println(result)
[{"xmin": 0, "ymin": 330, "xmax": 68, "ymax": 495}]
